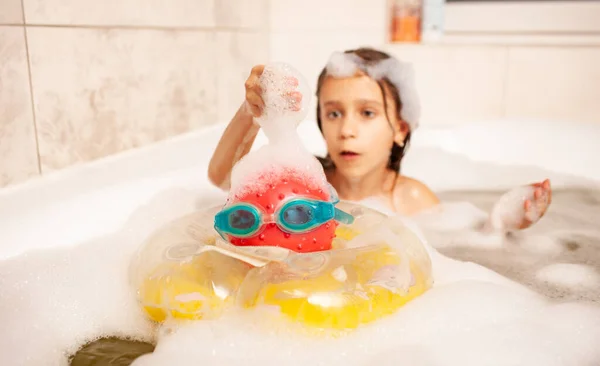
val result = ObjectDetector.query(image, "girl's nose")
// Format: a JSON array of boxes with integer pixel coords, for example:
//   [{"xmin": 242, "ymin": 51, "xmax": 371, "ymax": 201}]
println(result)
[{"xmin": 339, "ymin": 118, "xmax": 357, "ymax": 139}]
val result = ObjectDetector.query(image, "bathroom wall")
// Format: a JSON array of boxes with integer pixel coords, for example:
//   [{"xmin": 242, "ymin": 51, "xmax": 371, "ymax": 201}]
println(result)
[
  {"xmin": 382, "ymin": 44, "xmax": 600, "ymax": 127},
  {"xmin": 267, "ymin": 0, "xmax": 388, "ymax": 118},
  {"xmin": 267, "ymin": 0, "xmax": 600, "ymax": 127},
  {"xmin": 0, "ymin": 0, "xmax": 269, "ymax": 187},
  {"xmin": 1, "ymin": 0, "xmax": 599, "ymax": 189}
]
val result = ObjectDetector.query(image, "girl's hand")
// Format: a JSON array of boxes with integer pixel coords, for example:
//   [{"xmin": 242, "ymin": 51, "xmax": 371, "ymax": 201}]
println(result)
[
  {"xmin": 488, "ymin": 179, "xmax": 552, "ymax": 232},
  {"xmin": 243, "ymin": 65, "xmax": 303, "ymax": 118},
  {"xmin": 520, "ymin": 179, "xmax": 552, "ymax": 229}
]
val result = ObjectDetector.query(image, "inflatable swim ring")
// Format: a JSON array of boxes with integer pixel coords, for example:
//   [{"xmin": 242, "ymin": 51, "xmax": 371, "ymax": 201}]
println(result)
[{"xmin": 129, "ymin": 198, "xmax": 433, "ymax": 330}]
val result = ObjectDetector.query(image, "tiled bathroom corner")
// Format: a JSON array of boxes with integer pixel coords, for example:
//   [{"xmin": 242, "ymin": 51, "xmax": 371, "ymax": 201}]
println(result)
[
  {"xmin": 0, "ymin": 26, "xmax": 40, "ymax": 187},
  {"xmin": 26, "ymin": 27, "xmax": 218, "ymax": 172},
  {"xmin": 505, "ymin": 47, "xmax": 600, "ymax": 124},
  {"xmin": 216, "ymin": 31, "xmax": 269, "ymax": 122},
  {"xmin": 22, "ymin": 0, "xmax": 215, "ymax": 27},
  {"xmin": 0, "ymin": 0, "xmax": 24, "ymax": 24}
]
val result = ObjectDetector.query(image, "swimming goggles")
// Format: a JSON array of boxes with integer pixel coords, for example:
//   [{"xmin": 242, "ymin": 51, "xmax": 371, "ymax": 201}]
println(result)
[{"xmin": 214, "ymin": 187, "xmax": 354, "ymax": 239}]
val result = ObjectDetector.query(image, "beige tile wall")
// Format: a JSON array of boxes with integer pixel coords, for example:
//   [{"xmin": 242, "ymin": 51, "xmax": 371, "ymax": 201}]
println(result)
[
  {"xmin": 28, "ymin": 28, "xmax": 218, "ymax": 172},
  {"xmin": 0, "ymin": 0, "xmax": 269, "ymax": 188},
  {"xmin": 382, "ymin": 44, "xmax": 508, "ymax": 126},
  {"xmin": 1, "ymin": 0, "xmax": 599, "ymax": 188},
  {"xmin": 267, "ymin": 0, "xmax": 600, "ymax": 128},
  {"xmin": 505, "ymin": 47, "xmax": 600, "ymax": 124},
  {"xmin": 0, "ymin": 26, "xmax": 39, "ymax": 187},
  {"xmin": 22, "ymin": 0, "xmax": 215, "ymax": 27},
  {"xmin": 0, "ymin": 0, "xmax": 24, "ymax": 24},
  {"xmin": 217, "ymin": 31, "xmax": 269, "ymax": 122}
]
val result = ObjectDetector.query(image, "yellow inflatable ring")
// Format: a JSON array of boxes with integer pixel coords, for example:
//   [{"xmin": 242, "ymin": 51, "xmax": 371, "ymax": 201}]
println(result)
[{"xmin": 129, "ymin": 202, "xmax": 433, "ymax": 331}]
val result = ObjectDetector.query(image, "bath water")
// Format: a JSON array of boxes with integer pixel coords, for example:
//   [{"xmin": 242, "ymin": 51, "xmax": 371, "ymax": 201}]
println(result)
[{"xmin": 1, "ymin": 181, "xmax": 600, "ymax": 366}]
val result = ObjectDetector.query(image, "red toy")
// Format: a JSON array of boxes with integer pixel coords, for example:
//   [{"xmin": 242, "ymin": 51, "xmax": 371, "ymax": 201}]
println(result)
[{"xmin": 218, "ymin": 172, "xmax": 339, "ymax": 253}]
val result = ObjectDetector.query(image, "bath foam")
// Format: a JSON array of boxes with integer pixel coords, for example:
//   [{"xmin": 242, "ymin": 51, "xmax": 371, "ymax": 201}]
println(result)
[
  {"xmin": 0, "ymin": 240, "xmax": 152, "ymax": 366},
  {"xmin": 536, "ymin": 263, "xmax": 600, "ymax": 289},
  {"xmin": 228, "ymin": 141, "xmax": 330, "ymax": 203},
  {"xmin": 325, "ymin": 51, "xmax": 421, "ymax": 131},
  {"xmin": 1, "ymin": 188, "xmax": 600, "ymax": 366},
  {"xmin": 229, "ymin": 62, "xmax": 329, "ymax": 203},
  {"xmin": 325, "ymin": 51, "xmax": 364, "ymax": 78},
  {"xmin": 0, "ymin": 188, "xmax": 200, "ymax": 366},
  {"xmin": 253, "ymin": 62, "xmax": 311, "ymax": 141}
]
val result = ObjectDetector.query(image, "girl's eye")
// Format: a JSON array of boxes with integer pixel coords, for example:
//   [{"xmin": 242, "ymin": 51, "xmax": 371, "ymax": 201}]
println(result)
[
  {"xmin": 327, "ymin": 110, "xmax": 342, "ymax": 119},
  {"xmin": 362, "ymin": 109, "xmax": 376, "ymax": 118}
]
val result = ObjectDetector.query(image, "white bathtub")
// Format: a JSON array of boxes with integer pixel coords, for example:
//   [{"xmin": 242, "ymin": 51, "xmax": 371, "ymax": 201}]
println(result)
[
  {"xmin": 1, "ymin": 118, "xmax": 599, "ymax": 366},
  {"xmin": 1, "ymin": 118, "xmax": 597, "ymax": 260}
]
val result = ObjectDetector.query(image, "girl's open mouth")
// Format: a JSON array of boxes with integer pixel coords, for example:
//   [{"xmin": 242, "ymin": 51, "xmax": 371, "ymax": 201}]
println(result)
[{"xmin": 340, "ymin": 151, "xmax": 360, "ymax": 160}]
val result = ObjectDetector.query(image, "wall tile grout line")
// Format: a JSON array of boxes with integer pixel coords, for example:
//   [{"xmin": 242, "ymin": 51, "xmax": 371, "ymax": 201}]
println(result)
[
  {"xmin": 266, "ymin": 0, "xmax": 272, "ymax": 60},
  {"xmin": 500, "ymin": 47, "xmax": 511, "ymax": 119},
  {"xmin": 0, "ymin": 23, "xmax": 262, "ymax": 32},
  {"xmin": 20, "ymin": 0, "xmax": 42, "ymax": 175},
  {"xmin": 213, "ymin": 2, "xmax": 220, "ymax": 127}
]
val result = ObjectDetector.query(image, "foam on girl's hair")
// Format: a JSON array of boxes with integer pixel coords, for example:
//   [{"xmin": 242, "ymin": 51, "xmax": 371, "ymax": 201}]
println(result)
[
  {"xmin": 228, "ymin": 62, "xmax": 330, "ymax": 201},
  {"xmin": 325, "ymin": 52, "xmax": 364, "ymax": 78},
  {"xmin": 325, "ymin": 51, "xmax": 421, "ymax": 131}
]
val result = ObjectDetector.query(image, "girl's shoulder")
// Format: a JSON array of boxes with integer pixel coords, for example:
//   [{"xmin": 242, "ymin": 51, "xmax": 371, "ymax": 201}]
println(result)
[{"xmin": 392, "ymin": 175, "xmax": 440, "ymax": 215}]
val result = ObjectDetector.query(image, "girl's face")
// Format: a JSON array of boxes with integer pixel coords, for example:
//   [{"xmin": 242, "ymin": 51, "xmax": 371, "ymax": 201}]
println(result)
[{"xmin": 318, "ymin": 74, "xmax": 408, "ymax": 179}]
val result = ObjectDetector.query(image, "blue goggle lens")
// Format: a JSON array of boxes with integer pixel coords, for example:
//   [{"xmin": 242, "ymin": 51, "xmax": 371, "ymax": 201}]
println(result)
[
  {"xmin": 282, "ymin": 204, "xmax": 314, "ymax": 226},
  {"xmin": 278, "ymin": 200, "xmax": 335, "ymax": 232},
  {"xmin": 229, "ymin": 208, "xmax": 257, "ymax": 230},
  {"xmin": 214, "ymin": 204, "xmax": 261, "ymax": 238}
]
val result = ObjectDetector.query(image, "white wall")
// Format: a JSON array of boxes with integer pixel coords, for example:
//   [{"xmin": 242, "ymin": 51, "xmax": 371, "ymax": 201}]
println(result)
[{"xmin": 267, "ymin": 0, "xmax": 600, "ymax": 126}]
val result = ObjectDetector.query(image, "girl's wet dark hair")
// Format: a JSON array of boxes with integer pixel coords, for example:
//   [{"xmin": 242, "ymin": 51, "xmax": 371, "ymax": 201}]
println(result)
[{"xmin": 315, "ymin": 47, "xmax": 411, "ymax": 172}]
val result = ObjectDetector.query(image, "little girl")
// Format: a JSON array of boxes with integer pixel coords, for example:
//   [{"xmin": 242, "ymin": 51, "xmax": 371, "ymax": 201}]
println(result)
[{"xmin": 208, "ymin": 47, "xmax": 552, "ymax": 232}]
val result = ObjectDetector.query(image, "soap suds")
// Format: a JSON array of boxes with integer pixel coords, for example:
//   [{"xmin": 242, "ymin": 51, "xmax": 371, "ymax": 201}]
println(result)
[{"xmin": 325, "ymin": 51, "xmax": 421, "ymax": 131}]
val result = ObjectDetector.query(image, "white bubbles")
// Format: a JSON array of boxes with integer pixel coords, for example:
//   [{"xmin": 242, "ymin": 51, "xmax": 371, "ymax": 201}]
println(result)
[
  {"xmin": 254, "ymin": 62, "xmax": 312, "ymax": 142},
  {"xmin": 413, "ymin": 201, "xmax": 489, "ymax": 232},
  {"xmin": 0, "ymin": 188, "xmax": 200, "ymax": 366},
  {"xmin": 228, "ymin": 62, "xmax": 328, "ymax": 202},
  {"xmin": 325, "ymin": 51, "xmax": 363, "ymax": 78},
  {"xmin": 367, "ymin": 57, "xmax": 421, "ymax": 131},
  {"xmin": 324, "ymin": 51, "xmax": 421, "ymax": 131},
  {"xmin": 517, "ymin": 234, "xmax": 565, "ymax": 256},
  {"xmin": 2, "ymin": 188, "xmax": 600, "ymax": 366},
  {"xmin": 0, "ymin": 243, "xmax": 153, "ymax": 366},
  {"xmin": 536, "ymin": 263, "xmax": 600, "ymax": 289},
  {"xmin": 228, "ymin": 144, "xmax": 328, "ymax": 201}
]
